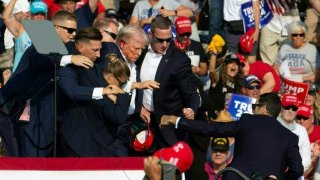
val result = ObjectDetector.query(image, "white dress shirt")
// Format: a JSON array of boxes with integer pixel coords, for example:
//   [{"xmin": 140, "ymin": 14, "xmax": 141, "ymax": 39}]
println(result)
[{"xmin": 140, "ymin": 46, "xmax": 164, "ymax": 112}]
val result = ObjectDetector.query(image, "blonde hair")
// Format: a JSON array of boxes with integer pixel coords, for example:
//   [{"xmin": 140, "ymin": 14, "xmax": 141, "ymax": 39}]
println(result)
[{"xmin": 103, "ymin": 54, "xmax": 130, "ymax": 79}]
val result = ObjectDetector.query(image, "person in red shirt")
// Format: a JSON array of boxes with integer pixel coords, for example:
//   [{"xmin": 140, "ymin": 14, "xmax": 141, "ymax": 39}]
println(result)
[
  {"xmin": 296, "ymin": 104, "xmax": 320, "ymax": 178},
  {"xmin": 242, "ymin": 60, "xmax": 280, "ymax": 94},
  {"xmin": 296, "ymin": 104, "xmax": 320, "ymax": 144}
]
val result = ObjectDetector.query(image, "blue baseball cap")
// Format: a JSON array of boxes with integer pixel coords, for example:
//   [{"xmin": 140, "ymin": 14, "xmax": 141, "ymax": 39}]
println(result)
[{"xmin": 30, "ymin": 1, "xmax": 47, "ymax": 14}]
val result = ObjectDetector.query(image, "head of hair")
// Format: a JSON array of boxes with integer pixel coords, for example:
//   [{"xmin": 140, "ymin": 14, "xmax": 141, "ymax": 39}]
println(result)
[
  {"xmin": 103, "ymin": 54, "xmax": 130, "ymax": 80},
  {"xmin": 258, "ymin": 93, "xmax": 281, "ymax": 118},
  {"xmin": 217, "ymin": 61, "xmax": 243, "ymax": 89},
  {"xmin": 287, "ymin": 21, "xmax": 308, "ymax": 41},
  {"xmin": 150, "ymin": 16, "xmax": 172, "ymax": 34},
  {"xmin": 92, "ymin": 18, "xmax": 119, "ymax": 30},
  {"xmin": 52, "ymin": 10, "xmax": 77, "ymax": 24},
  {"xmin": 116, "ymin": 24, "xmax": 149, "ymax": 45},
  {"xmin": 75, "ymin": 27, "xmax": 102, "ymax": 44}
]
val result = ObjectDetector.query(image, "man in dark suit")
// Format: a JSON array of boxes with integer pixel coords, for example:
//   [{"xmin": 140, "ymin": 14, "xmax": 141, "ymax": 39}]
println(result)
[
  {"xmin": 0, "ymin": 11, "xmax": 94, "ymax": 157},
  {"xmin": 58, "ymin": 28, "xmax": 132, "ymax": 156},
  {"xmin": 137, "ymin": 16, "xmax": 200, "ymax": 150},
  {"xmin": 161, "ymin": 93, "xmax": 304, "ymax": 180}
]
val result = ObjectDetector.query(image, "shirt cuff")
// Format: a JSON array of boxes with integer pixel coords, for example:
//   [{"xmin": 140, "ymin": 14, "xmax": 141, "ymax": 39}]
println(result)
[
  {"xmin": 175, "ymin": 117, "xmax": 181, "ymax": 129},
  {"xmin": 92, "ymin": 87, "xmax": 103, "ymax": 100},
  {"xmin": 60, "ymin": 55, "xmax": 72, "ymax": 67},
  {"xmin": 123, "ymin": 80, "xmax": 133, "ymax": 93}
]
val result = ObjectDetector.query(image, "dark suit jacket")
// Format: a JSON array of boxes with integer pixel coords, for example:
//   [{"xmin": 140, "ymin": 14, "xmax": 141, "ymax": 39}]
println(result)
[
  {"xmin": 178, "ymin": 113, "xmax": 304, "ymax": 180},
  {"xmin": 136, "ymin": 45, "xmax": 200, "ymax": 147},
  {"xmin": 58, "ymin": 58, "xmax": 131, "ymax": 157},
  {"xmin": 0, "ymin": 44, "xmax": 70, "ymax": 156}
]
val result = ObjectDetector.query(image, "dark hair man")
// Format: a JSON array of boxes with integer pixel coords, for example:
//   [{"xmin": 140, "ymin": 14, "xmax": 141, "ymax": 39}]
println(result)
[{"xmin": 161, "ymin": 93, "xmax": 303, "ymax": 179}]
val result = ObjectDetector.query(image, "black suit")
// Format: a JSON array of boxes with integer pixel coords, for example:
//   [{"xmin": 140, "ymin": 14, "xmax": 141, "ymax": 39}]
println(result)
[
  {"xmin": 58, "ymin": 63, "xmax": 131, "ymax": 157},
  {"xmin": 177, "ymin": 113, "xmax": 304, "ymax": 179},
  {"xmin": 136, "ymin": 45, "xmax": 200, "ymax": 149},
  {"xmin": 0, "ymin": 44, "xmax": 75, "ymax": 157}
]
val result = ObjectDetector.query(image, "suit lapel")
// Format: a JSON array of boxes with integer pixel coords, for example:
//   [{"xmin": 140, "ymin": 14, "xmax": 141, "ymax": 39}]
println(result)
[{"xmin": 155, "ymin": 48, "xmax": 171, "ymax": 82}]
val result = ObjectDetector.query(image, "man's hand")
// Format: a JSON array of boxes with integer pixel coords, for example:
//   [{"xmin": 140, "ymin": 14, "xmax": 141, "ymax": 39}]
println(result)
[
  {"xmin": 71, "ymin": 55, "xmax": 94, "ymax": 69},
  {"xmin": 159, "ymin": 8, "xmax": 175, "ymax": 17},
  {"xmin": 192, "ymin": 66, "xmax": 199, "ymax": 74},
  {"xmin": 144, "ymin": 156, "xmax": 161, "ymax": 180},
  {"xmin": 161, "ymin": 115, "xmax": 178, "ymax": 126},
  {"xmin": 140, "ymin": 106, "xmax": 151, "ymax": 123},
  {"xmin": 132, "ymin": 80, "xmax": 160, "ymax": 90},
  {"xmin": 183, "ymin": 108, "xmax": 194, "ymax": 120}
]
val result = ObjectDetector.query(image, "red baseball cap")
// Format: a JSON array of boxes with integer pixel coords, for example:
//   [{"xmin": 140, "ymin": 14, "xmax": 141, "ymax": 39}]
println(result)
[
  {"xmin": 296, "ymin": 104, "xmax": 313, "ymax": 117},
  {"xmin": 130, "ymin": 123, "xmax": 154, "ymax": 152},
  {"xmin": 240, "ymin": 27, "xmax": 255, "ymax": 53},
  {"xmin": 175, "ymin": 16, "xmax": 192, "ymax": 35},
  {"xmin": 281, "ymin": 94, "xmax": 299, "ymax": 107},
  {"xmin": 153, "ymin": 141, "xmax": 193, "ymax": 172}
]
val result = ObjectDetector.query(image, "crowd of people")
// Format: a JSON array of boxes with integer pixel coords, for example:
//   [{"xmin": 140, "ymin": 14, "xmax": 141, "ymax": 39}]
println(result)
[{"xmin": 0, "ymin": 0, "xmax": 320, "ymax": 179}]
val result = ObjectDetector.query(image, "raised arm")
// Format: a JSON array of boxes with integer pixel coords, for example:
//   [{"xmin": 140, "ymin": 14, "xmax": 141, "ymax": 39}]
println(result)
[{"xmin": 2, "ymin": 0, "xmax": 25, "ymax": 37}]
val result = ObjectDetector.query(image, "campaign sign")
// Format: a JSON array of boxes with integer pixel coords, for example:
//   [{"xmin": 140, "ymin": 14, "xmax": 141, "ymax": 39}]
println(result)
[
  {"xmin": 241, "ymin": 0, "xmax": 273, "ymax": 32},
  {"xmin": 226, "ymin": 93, "xmax": 256, "ymax": 121},
  {"xmin": 280, "ymin": 76, "xmax": 309, "ymax": 105}
]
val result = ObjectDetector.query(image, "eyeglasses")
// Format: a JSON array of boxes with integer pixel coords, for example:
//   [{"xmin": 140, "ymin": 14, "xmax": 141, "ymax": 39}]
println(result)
[
  {"xmin": 296, "ymin": 115, "xmax": 309, "ymax": 121},
  {"xmin": 114, "ymin": 76, "xmax": 127, "ymax": 86},
  {"xmin": 252, "ymin": 103, "xmax": 263, "ymax": 110},
  {"xmin": 308, "ymin": 91, "xmax": 317, "ymax": 96},
  {"xmin": 179, "ymin": 33, "xmax": 191, "ymax": 37},
  {"xmin": 153, "ymin": 36, "xmax": 172, "ymax": 43},
  {"xmin": 291, "ymin": 33, "xmax": 305, "ymax": 37},
  {"xmin": 212, "ymin": 150, "xmax": 228, "ymax": 154},
  {"xmin": 282, "ymin": 105, "xmax": 298, "ymax": 111},
  {"xmin": 103, "ymin": 30, "xmax": 117, "ymax": 40},
  {"xmin": 247, "ymin": 85, "xmax": 261, "ymax": 90},
  {"xmin": 55, "ymin": 24, "xmax": 77, "ymax": 34}
]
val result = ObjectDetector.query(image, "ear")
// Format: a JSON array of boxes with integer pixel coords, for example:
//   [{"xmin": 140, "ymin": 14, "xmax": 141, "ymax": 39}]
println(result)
[
  {"xmin": 119, "ymin": 40, "xmax": 126, "ymax": 50},
  {"xmin": 76, "ymin": 43, "xmax": 84, "ymax": 53}
]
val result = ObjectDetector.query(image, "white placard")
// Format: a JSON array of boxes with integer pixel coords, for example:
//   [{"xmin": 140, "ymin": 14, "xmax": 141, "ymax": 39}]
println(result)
[{"xmin": 189, "ymin": 55, "xmax": 200, "ymax": 67}]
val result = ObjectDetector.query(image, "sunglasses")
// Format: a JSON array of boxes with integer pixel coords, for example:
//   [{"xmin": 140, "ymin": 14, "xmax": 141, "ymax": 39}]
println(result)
[
  {"xmin": 55, "ymin": 24, "xmax": 77, "ymax": 34},
  {"xmin": 252, "ymin": 103, "xmax": 263, "ymax": 110},
  {"xmin": 153, "ymin": 36, "xmax": 172, "ymax": 43},
  {"xmin": 308, "ymin": 91, "xmax": 317, "ymax": 96},
  {"xmin": 296, "ymin": 115, "xmax": 309, "ymax": 121},
  {"xmin": 103, "ymin": 30, "xmax": 117, "ymax": 40},
  {"xmin": 179, "ymin": 33, "xmax": 191, "ymax": 37},
  {"xmin": 282, "ymin": 105, "xmax": 298, "ymax": 111},
  {"xmin": 247, "ymin": 85, "xmax": 261, "ymax": 90},
  {"xmin": 291, "ymin": 33, "xmax": 305, "ymax": 37},
  {"xmin": 114, "ymin": 76, "xmax": 127, "ymax": 86}
]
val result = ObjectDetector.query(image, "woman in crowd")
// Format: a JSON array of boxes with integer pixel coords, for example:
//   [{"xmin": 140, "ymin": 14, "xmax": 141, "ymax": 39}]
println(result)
[
  {"xmin": 208, "ymin": 53, "xmax": 244, "ymax": 119},
  {"xmin": 274, "ymin": 21, "xmax": 320, "ymax": 82},
  {"xmin": 59, "ymin": 54, "xmax": 131, "ymax": 157}
]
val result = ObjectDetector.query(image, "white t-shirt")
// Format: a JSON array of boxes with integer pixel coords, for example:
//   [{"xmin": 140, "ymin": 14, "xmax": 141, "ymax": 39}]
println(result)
[
  {"xmin": 276, "ymin": 42, "xmax": 320, "ymax": 77},
  {"xmin": 223, "ymin": 0, "xmax": 248, "ymax": 21},
  {"xmin": 131, "ymin": 0, "xmax": 181, "ymax": 21}
]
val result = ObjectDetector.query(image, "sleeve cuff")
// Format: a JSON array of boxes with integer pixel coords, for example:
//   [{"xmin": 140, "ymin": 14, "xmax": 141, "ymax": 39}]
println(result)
[
  {"xmin": 175, "ymin": 117, "xmax": 181, "ymax": 129},
  {"xmin": 123, "ymin": 80, "xmax": 133, "ymax": 93},
  {"xmin": 92, "ymin": 87, "xmax": 103, "ymax": 100},
  {"xmin": 60, "ymin": 55, "xmax": 72, "ymax": 67}
]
